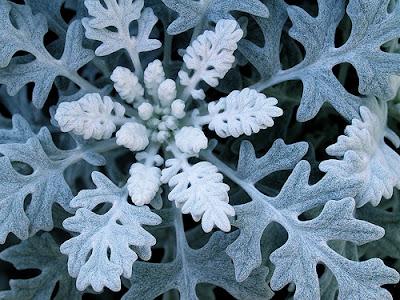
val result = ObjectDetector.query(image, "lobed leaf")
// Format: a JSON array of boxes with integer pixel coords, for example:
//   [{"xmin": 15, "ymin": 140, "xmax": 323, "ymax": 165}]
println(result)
[
  {"xmin": 219, "ymin": 140, "xmax": 399, "ymax": 299},
  {"xmin": 61, "ymin": 171, "xmax": 161, "ymax": 292},
  {"xmin": 82, "ymin": 0, "xmax": 160, "ymax": 56},
  {"xmin": 163, "ymin": 160, "xmax": 234, "ymax": 232},
  {"xmin": 320, "ymin": 103, "xmax": 400, "ymax": 207},
  {"xmin": 0, "ymin": 131, "xmax": 73, "ymax": 242},
  {"xmin": 124, "ymin": 231, "xmax": 272, "ymax": 300},
  {"xmin": 0, "ymin": 234, "xmax": 81, "ymax": 300},
  {"xmin": 0, "ymin": 16, "xmax": 94, "ymax": 108},
  {"xmin": 161, "ymin": 0, "xmax": 269, "ymax": 35},
  {"xmin": 249, "ymin": 0, "xmax": 400, "ymax": 121}
]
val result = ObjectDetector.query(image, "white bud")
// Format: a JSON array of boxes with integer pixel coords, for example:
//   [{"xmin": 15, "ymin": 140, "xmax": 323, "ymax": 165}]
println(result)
[
  {"xmin": 55, "ymin": 93, "xmax": 125, "ymax": 140},
  {"xmin": 175, "ymin": 126, "xmax": 208, "ymax": 155},
  {"xmin": 154, "ymin": 105, "xmax": 163, "ymax": 115},
  {"xmin": 158, "ymin": 79, "xmax": 177, "ymax": 106},
  {"xmin": 116, "ymin": 122, "xmax": 149, "ymax": 151},
  {"xmin": 147, "ymin": 118, "xmax": 160, "ymax": 129},
  {"xmin": 127, "ymin": 163, "xmax": 161, "ymax": 206},
  {"xmin": 158, "ymin": 121, "xmax": 167, "ymax": 131},
  {"xmin": 144, "ymin": 60, "xmax": 166, "ymax": 98},
  {"xmin": 171, "ymin": 99, "xmax": 186, "ymax": 119},
  {"xmin": 111, "ymin": 66, "xmax": 144, "ymax": 103},
  {"xmin": 153, "ymin": 155, "xmax": 164, "ymax": 166},
  {"xmin": 191, "ymin": 89, "xmax": 206, "ymax": 100},
  {"xmin": 157, "ymin": 130, "xmax": 170, "ymax": 142},
  {"xmin": 138, "ymin": 103, "xmax": 154, "ymax": 120},
  {"xmin": 164, "ymin": 116, "xmax": 177, "ymax": 130},
  {"xmin": 151, "ymin": 132, "xmax": 158, "ymax": 142}
]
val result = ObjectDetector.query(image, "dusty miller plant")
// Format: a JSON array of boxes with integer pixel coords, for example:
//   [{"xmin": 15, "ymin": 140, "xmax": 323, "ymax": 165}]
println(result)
[{"xmin": 0, "ymin": 0, "xmax": 400, "ymax": 299}]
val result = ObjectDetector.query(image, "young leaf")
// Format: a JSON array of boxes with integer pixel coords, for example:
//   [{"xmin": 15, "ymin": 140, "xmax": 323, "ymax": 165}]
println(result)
[
  {"xmin": 116, "ymin": 122, "xmax": 150, "ymax": 151},
  {"xmin": 179, "ymin": 19, "xmax": 243, "ymax": 100},
  {"xmin": 54, "ymin": 93, "xmax": 126, "ymax": 140},
  {"xmin": 320, "ymin": 103, "xmax": 400, "ymax": 207},
  {"xmin": 174, "ymin": 126, "xmax": 208, "ymax": 155},
  {"xmin": 207, "ymin": 88, "xmax": 283, "ymax": 138},
  {"xmin": 162, "ymin": 160, "xmax": 234, "ymax": 232},
  {"xmin": 60, "ymin": 171, "xmax": 161, "ymax": 292},
  {"xmin": 127, "ymin": 163, "xmax": 161, "ymax": 206},
  {"xmin": 110, "ymin": 66, "xmax": 144, "ymax": 103}
]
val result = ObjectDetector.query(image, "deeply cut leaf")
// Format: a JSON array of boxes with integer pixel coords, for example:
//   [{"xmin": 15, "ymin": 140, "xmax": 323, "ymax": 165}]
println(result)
[{"xmin": 61, "ymin": 171, "xmax": 161, "ymax": 292}]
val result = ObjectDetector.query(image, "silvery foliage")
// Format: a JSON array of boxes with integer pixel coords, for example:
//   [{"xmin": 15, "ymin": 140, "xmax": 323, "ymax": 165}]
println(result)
[{"xmin": 0, "ymin": 0, "xmax": 399, "ymax": 299}]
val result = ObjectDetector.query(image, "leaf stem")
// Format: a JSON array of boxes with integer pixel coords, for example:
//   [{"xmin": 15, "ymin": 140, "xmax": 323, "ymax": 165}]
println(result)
[
  {"xmin": 163, "ymin": 32, "xmax": 173, "ymax": 65},
  {"xmin": 61, "ymin": 138, "xmax": 119, "ymax": 168},
  {"xmin": 143, "ymin": 143, "xmax": 161, "ymax": 167},
  {"xmin": 69, "ymin": 72, "xmax": 99, "ymax": 93},
  {"xmin": 174, "ymin": 206, "xmax": 189, "ymax": 254},
  {"xmin": 126, "ymin": 47, "xmax": 144, "ymax": 80},
  {"xmin": 200, "ymin": 150, "xmax": 253, "ymax": 193},
  {"xmin": 249, "ymin": 68, "xmax": 302, "ymax": 92}
]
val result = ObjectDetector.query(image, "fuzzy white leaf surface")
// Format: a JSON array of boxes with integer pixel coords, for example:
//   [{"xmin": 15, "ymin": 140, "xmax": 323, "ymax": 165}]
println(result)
[
  {"xmin": 179, "ymin": 19, "xmax": 243, "ymax": 99},
  {"xmin": 127, "ymin": 163, "xmax": 161, "ymax": 206},
  {"xmin": 162, "ymin": 160, "xmax": 234, "ymax": 232},
  {"xmin": 138, "ymin": 102, "xmax": 154, "ymax": 120},
  {"xmin": 158, "ymin": 79, "xmax": 177, "ymax": 106},
  {"xmin": 160, "ymin": 158, "xmax": 183, "ymax": 184},
  {"xmin": 144, "ymin": 59, "xmax": 165, "ymax": 98},
  {"xmin": 175, "ymin": 126, "xmax": 208, "ymax": 155},
  {"xmin": 60, "ymin": 172, "xmax": 161, "ymax": 292},
  {"xmin": 111, "ymin": 66, "xmax": 144, "ymax": 103},
  {"xmin": 82, "ymin": 0, "xmax": 144, "ymax": 56},
  {"xmin": 82, "ymin": 0, "xmax": 160, "ymax": 56},
  {"xmin": 135, "ymin": 7, "xmax": 162, "ymax": 53},
  {"xmin": 171, "ymin": 99, "xmax": 186, "ymax": 119},
  {"xmin": 207, "ymin": 88, "xmax": 283, "ymax": 138},
  {"xmin": 116, "ymin": 122, "xmax": 149, "ymax": 151},
  {"xmin": 319, "ymin": 104, "xmax": 400, "ymax": 207},
  {"xmin": 55, "ymin": 93, "xmax": 125, "ymax": 140}
]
